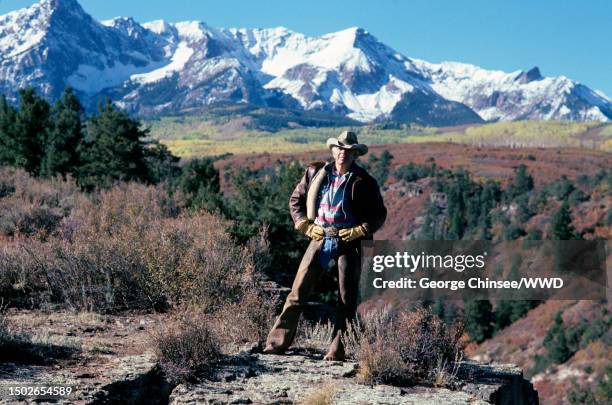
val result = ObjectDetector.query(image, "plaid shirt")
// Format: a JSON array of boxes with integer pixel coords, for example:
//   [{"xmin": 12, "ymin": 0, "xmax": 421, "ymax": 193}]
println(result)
[{"xmin": 314, "ymin": 165, "xmax": 356, "ymax": 229}]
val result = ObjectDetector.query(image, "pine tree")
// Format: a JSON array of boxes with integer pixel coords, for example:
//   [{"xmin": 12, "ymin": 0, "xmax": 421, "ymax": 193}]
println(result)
[
  {"xmin": 145, "ymin": 140, "xmax": 181, "ymax": 184},
  {"xmin": 224, "ymin": 161, "xmax": 308, "ymax": 286},
  {"xmin": 525, "ymin": 228, "xmax": 542, "ymax": 240},
  {"xmin": 176, "ymin": 158, "xmax": 222, "ymax": 212},
  {"xmin": 502, "ymin": 223, "xmax": 526, "ymax": 240},
  {"xmin": 480, "ymin": 180, "xmax": 501, "ymax": 211},
  {"xmin": 446, "ymin": 172, "xmax": 469, "ymax": 239},
  {"xmin": 494, "ymin": 300, "xmax": 513, "ymax": 332},
  {"xmin": 421, "ymin": 200, "xmax": 443, "ymax": 239},
  {"xmin": 464, "ymin": 299, "xmax": 494, "ymax": 343},
  {"xmin": 475, "ymin": 180, "xmax": 501, "ymax": 240},
  {"xmin": 597, "ymin": 364, "xmax": 612, "ymax": 402},
  {"xmin": 442, "ymin": 302, "xmax": 457, "ymax": 326},
  {"xmin": 476, "ymin": 212, "xmax": 492, "ymax": 240},
  {"xmin": 0, "ymin": 95, "xmax": 18, "ymax": 165},
  {"xmin": 507, "ymin": 164, "xmax": 534, "ymax": 200},
  {"xmin": 78, "ymin": 99, "xmax": 150, "ymax": 189},
  {"xmin": 14, "ymin": 87, "xmax": 51, "ymax": 174},
  {"xmin": 431, "ymin": 298, "xmax": 446, "ymax": 320},
  {"xmin": 514, "ymin": 164, "xmax": 534, "ymax": 195},
  {"xmin": 549, "ymin": 201, "xmax": 578, "ymax": 240},
  {"xmin": 552, "ymin": 175, "xmax": 575, "ymax": 201},
  {"xmin": 510, "ymin": 301, "xmax": 537, "ymax": 322},
  {"xmin": 466, "ymin": 188, "xmax": 482, "ymax": 232},
  {"xmin": 40, "ymin": 87, "xmax": 84, "ymax": 178},
  {"xmin": 515, "ymin": 194, "xmax": 532, "ymax": 222},
  {"xmin": 369, "ymin": 150, "xmax": 394, "ymax": 186},
  {"xmin": 544, "ymin": 312, "xmax": 571, "ymax": 364}
]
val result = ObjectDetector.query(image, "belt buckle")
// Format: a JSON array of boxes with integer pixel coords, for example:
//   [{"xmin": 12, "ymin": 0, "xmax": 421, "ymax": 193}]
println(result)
[{"xmin": 324, "ymin": 227, "xmax": 339, "ymax": 239}]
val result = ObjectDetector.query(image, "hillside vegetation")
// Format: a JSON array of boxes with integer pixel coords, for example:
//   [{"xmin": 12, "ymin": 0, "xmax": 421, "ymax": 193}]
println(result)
[{"xmin": 144, "ymin": 112, "xmax": 611, "ymax": 157}]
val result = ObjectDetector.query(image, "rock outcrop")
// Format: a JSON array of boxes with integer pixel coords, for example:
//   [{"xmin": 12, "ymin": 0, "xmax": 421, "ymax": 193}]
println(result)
[
  {"xmin": 0, "ymin": 347, "xmax": 538, "ymax": 404},
  {"xmin": 169, "ymin": 348, "xmax": 538, "ymax": 405},
  {"xmin": 0, "ymin": 353, "xmax": 171, "ymax": 405}
]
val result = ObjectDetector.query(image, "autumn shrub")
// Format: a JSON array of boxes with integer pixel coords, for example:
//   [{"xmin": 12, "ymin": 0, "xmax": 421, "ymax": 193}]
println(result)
[
  {"xmin": 0, "ymin": 245, "xmax": 53, "ymax": 307},
  {"xmin": 210, "ymin": 287, "xmax": 277, "ymax": 348},
  {"xmin": 0, "ymin": 202, "xmax": 63, "ymax": 237},
  {"xmin": 0, "ymin": 166, "xmax": 82, "ymax": 237},
  {"xmin": 0, "ymin": 166, "xmax": 81, "ymax": 208},
  {"xmin": 345, "ymin": 307, "xmax": 464, "ymax": 387},
  {"xmin": 0, "ymin": 182, "xmax": 273, "ymax": 315},
  {"xmin": 140, "ymin": 213, "xmax": 256, "ymax": 311},
  {"xmin": 152, "ymin": 310, "xmax": 222, "ymax": 383}
]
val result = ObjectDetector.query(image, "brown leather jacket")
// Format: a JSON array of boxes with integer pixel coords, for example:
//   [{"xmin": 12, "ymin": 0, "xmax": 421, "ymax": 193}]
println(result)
[{"xmin": 289, "ymin": 161, "xmax": 387, "ymax": 237}]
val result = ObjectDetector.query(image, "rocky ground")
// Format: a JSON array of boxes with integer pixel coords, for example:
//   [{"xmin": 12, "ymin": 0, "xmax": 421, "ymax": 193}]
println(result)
[
  {"xmin": 0, "ymin": 310, "xmax": 171, "ymax": 404},
  {"xmin": 170, "ymin": 348, "xmax": 537, "ymax": 405},
  {"xmin": 0, "ymin": 310, "xmax": 538, "ymax": 405}
]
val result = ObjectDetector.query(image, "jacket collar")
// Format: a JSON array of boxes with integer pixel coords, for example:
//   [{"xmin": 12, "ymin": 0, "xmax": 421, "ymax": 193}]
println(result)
[{"xmin": 306, "ymin": 162, "xmax": 364, "ymax": 220}]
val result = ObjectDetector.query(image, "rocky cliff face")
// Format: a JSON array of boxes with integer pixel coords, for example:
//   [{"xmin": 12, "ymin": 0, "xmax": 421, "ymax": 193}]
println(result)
[{"xmin": 1, "ymin": 0, "xmax": 610, "ymax": 124}]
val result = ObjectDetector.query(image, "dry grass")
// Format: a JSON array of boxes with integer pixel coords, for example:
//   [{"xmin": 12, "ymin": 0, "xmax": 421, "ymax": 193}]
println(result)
[
  {"xmin": 432, "ymin": 351, "xmax": 463, "ymax": 387},
  {"xmin": 76, "ymin": 311, "xmax": 107, "ymax": 326},
  {"xmin": 28, "ymin": 327, "xmax": 82, "ymax": 352},
  {"xmin": 344, "ymin": 306, "xmax": 464, "ymax": 388},
  {"xmin": 294, "ymin": 320, "xmax": 335, "ymax": 353},
  {"xmin": 299, "ymin": 383, "xmax": 339, "ymax": 405},
  {"xmin": 0, "ymin": 307, "xmax": 80, "ymax": 364}
]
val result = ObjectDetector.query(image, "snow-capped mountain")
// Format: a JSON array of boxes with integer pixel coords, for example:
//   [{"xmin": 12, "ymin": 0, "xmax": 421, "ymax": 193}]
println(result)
[
  {"xmin": 1, "ymin": 0, "xmax": 610, "ymax": 124},
  {"xmin": 0, "ymin": 0, "xmax": 165, "ymax": 99}
]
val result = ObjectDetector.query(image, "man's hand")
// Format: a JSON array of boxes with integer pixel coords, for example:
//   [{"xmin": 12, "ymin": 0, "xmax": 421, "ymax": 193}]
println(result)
[
  {"xmin": 295, "ymin": 219, "xmax": 324, "ymax": 241},
  {"xmin": 339, "ymin": 224, "xmax": 367, "ymax": 242},
  {"xmin": 306, "ymin": 224, "xmax": 325, "ymax": 240}
]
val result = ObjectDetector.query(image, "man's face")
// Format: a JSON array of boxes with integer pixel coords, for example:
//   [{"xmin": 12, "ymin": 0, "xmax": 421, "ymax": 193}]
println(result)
[{"xmin": 332, "ymin": 146, "xmax": 358, "ymax": 166}]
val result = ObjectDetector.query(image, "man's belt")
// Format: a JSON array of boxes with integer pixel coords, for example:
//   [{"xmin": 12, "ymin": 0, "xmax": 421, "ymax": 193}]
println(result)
[{"xmin": 323, "ymin": 227, "xmax": 340, "ymax": 239}]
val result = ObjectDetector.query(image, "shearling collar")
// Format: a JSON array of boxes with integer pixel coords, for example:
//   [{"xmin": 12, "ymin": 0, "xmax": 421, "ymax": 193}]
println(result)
[{"xmin": 306, "ymin": 162, "xmax": 364, "ymax": 220}]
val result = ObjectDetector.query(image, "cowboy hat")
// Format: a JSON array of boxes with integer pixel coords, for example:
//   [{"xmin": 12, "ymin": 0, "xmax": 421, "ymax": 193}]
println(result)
[{"xmin": 326, "ymin": 130, "xmax": 368, "ymax": 156}]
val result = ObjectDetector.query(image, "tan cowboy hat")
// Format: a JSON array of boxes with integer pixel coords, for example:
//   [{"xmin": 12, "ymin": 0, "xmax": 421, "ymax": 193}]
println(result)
[{"xmin": 326, "ymin": 130, "xmax": 368, "ymax": 156}]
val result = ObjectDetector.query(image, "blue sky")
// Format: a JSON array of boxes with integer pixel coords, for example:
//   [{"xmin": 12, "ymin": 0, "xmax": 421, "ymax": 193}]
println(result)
[{"xmin": 2, "ymin": 0, "xmax": 611, "ymax": 96}]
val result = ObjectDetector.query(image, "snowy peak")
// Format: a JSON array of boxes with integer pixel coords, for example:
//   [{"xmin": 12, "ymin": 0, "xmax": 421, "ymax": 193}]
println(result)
[
  {"xmin": 515, "ymin": 67, "xmax": 542, "ymax": 84},
  {"xmin": 44, "ymin": 0, "xmax": 94, "ymax": 30},
  {"xmin": 41, "ymin": 0, "xmax": 83, "ymax": 10},
  {"xmin": 406, "ymin": 59, "xmax": 612, "ymax": 121},
  {"xmin": 0, "ymin": 0, "xmax": 610, "ymax": 124},
  {"xmin": 103, "ymin": 17, "xmax": 147, "ymax": 37},
  {"xmin": 143, "ymin": 19, "xmax": 178, "ymax": 38},
  {"xmin": 0, "ymin": 1, "xmax": 52, "ymax": 57},
  {"xmin": 174, "ymin": 21, "xmax": 209, "ymax": 42},
  {"xmin": 0, "ymin": 0, "xmax": 89, "ymax": 56}
]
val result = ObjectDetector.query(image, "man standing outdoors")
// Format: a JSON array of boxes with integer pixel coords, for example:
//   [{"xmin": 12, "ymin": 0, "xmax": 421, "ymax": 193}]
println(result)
[{"xmin": 263, "ymin": 130, "xmax": 387, "ymax": 361}]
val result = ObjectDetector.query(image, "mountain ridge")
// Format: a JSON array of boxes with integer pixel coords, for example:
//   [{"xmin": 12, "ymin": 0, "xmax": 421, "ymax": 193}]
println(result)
[{"xmin": 0, "ymin": 0, "xmax": 610, "ymax": 125}]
